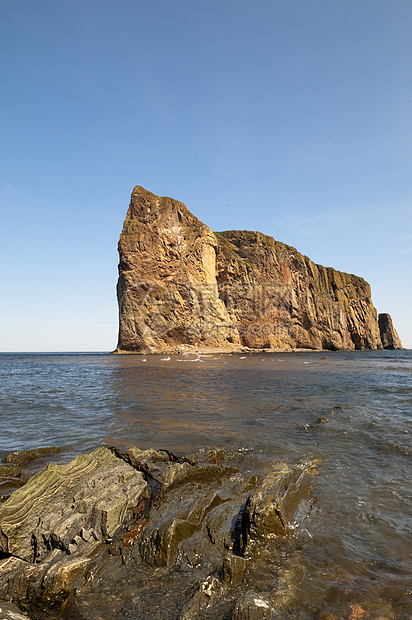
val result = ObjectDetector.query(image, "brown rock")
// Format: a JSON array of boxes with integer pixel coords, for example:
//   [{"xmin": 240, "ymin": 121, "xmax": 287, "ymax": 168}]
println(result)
[
  {"xmin": 215, "ymin": 230, "xmax": 381, "ymax": 351},
  {"xmin": 116, "ymin": 186, "xmax": 236, "ymax": 353},
  {"xmin": 115, "ymin": 186, "xmax": 396, "ymax": 353},
  {"xmin": 221, "ymin": 553, "xmax": 248, "ymax": 586},
  {"xmin": 0, "ymin": 465, "xmax": 21, "ymax": 477},
  {"xmin": 0, "ymin": 600, "xmax": 31, "ymax": 619},
  {"xmin": 378, "ymin": 313, "xmax": 403, "ymax": 349},
  {"xmin": 2, "ymin": 447, "xmax": 61, "ymax": 466},
  {"xmin": 245, "ymin": 462, "xmax": 312, "ymax": 541},
  {"xmin": 232, "ymin": 592, "xmax": 273, "ymax": 620}
]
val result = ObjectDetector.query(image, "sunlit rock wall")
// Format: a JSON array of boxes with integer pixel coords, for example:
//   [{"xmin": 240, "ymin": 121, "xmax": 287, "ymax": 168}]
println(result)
[{"xmin": 115, "ymin": 186, "xmax": 398, "ymax": 353}]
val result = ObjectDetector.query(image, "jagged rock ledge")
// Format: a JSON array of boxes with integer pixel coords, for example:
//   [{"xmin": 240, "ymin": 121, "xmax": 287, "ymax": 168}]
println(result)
[
  {"xmin": 115, "ymin": 186, "xmax": 402, "ymax": 354},
  {"xmin": 0, "ymin": 446, "xmax": 316, "ymax": 619}
]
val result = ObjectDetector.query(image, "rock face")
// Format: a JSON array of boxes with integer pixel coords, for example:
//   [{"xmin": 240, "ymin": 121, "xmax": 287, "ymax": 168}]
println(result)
[
  {"xmin": 116, "ymin": 186, "xmax": 401, "ymax": 353},
  {"xmin": 378, "ymin": 313, "xmax": 403, "ymax": 349},
  {"xmin": 116, "ymin": 185, "xmax": 234, "ymax": 353}
]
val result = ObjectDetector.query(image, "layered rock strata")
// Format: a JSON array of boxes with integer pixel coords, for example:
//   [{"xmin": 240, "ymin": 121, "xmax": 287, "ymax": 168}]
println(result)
[
  {"xmin": 0, "ymin": 446, "xmax": 315, "ymax": 619},
  {"xmin": 116, "ymin": 186, "xmax": 402, "ymax": 353},
  {"xmin": 0, "ymin": 447, "xmax": 63, "ymax": 500}
]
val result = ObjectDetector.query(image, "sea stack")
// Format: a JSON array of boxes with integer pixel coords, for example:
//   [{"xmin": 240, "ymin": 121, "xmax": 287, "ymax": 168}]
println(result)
[
  {"xmin": 115, "ymin": 186, "xmax": 402, "ymax": 353},
  {"xmin": 378, "ymin": 313, "xmax": 403, "ymax": 350}
]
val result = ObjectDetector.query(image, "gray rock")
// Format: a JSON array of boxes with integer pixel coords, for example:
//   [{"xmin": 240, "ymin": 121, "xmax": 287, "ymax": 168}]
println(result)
[
  {"xmin": 140, "ymin": 517, "xmax": 199, "ymax": 567},
  {"xmin": 0, "ymin": 447, "xmax": 146, "ymax": 564},
  {"xmin": 0, "ymin": 601, "xmax": 31, "ymax": 620},
  {"xmin": 0, "ymin": 556, "xmax": 45, "ymax": 600},
  {"xmin": 139, "ymin": 489, "xmax": 229, "ymax": 567},
  {"xmin": 205, "ymin": 499, "xmax": 246, "ymax": 551}
]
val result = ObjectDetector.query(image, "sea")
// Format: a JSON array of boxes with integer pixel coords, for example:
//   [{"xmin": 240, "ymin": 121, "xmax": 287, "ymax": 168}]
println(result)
[{"xmin": 0, "ymin": 350, "xmax": 411, "ymax": 618}]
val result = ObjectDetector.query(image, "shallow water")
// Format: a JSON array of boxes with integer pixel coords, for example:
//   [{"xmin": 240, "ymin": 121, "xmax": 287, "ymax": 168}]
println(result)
[{"xmin": 0, "ymin": 350, "xmax": 411, "ymax": 618}]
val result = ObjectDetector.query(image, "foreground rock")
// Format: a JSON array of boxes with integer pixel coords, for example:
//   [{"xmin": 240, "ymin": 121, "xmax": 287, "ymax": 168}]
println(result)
[
  {"xmin": 0, "ymin": 446, "xmax": 316, "ymax": 619},
  {"xmin": 0, "ymin": 601, "xmax": 30, "ymax": 620},
  {"xmin": 116, "ymin": 185, "xmax": 401, "ymax": 353},
  {"xmin": 0, "ymin": 447, "xmax": 63, "ymax": 502},
  {"xmin": 2, "ymin": 447, "xmax": 62, "ymax": 466}
]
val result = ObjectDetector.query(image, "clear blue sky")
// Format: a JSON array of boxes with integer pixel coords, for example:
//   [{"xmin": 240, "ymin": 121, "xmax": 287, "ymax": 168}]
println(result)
[{"xmin": 1, "ymin": 0, "xmax": 411, "ymax": 351}]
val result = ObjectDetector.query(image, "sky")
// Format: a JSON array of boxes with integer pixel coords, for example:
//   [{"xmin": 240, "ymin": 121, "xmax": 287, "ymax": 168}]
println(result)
[{"xmin": 1, "ymin": 0, "xmax": 411, "ymax": 351}]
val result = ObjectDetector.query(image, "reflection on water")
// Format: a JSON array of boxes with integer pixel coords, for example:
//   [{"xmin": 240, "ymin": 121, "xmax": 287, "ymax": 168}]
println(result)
[{"xmin": 0, "ymin": 350, "xmax": 411, "ymax": 617}]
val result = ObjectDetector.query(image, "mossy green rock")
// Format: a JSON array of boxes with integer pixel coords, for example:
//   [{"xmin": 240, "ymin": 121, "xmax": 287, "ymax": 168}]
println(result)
[
  {"xmin": 0, "ymin": 464, "xmax": 21, "ymax": 478},
  {"xmin": 2, "ymin": 447, "xmax": 61, "ymax": 466},
  {"xmin": 0, "ymin": 447, "xmax": 146, "ymax": 562}
]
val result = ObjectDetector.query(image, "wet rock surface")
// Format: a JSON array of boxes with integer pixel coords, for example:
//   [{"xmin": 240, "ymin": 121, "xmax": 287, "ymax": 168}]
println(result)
[
  {"xmin": 2, "ymin": 447, "xmax": 62, "ymax": 467},
  {"xmin": 245, "ymin": 463, "xmax": 311, "ymax": 543},
  {"xmin": 0, "ymin": 446, "xmax": 316, "ymax": 619},
  {"xmin": 232, "ymin": 592, "xmax": 274, "ymax": 620},
  {"xmin": 0, "ymin": 448, "xmax": 64, "ymax": 503},
  {"xmin": 0, "ymin": 600, "xmax": 30, "ymax": 620}
]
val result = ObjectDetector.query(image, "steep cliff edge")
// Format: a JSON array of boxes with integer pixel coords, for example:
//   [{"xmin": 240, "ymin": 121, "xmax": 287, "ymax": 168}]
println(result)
[
  {"xmin": 116, "ymin": 186, "xmax": 235, "ymax": 353},
  {"xmin": 116, "ymin": 186, "xmax": 401, "ymax": 353}
]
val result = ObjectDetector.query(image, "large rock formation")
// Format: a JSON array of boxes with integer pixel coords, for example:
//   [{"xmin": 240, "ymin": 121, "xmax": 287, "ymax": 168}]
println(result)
[
  {"xmin": 116, "ymin": 186, "xmax": 402, "ymax": 353},
  {"xmin": 378, "ymin": 313, "xmax": 403, "ymax": 350}
]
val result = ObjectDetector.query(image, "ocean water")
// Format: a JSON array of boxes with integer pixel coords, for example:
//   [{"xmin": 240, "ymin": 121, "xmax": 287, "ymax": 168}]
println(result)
[{"xmin": 0, "ymin": 350, "xmax": 411, "ymax": 618}]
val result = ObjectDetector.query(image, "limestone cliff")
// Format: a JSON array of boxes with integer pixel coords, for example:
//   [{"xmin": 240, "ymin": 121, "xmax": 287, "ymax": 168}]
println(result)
[
  {"xmin": 116, "ymin": 186, "xmax": 235, "ymax": 352},
  {"xmin": 116, "ymin": 186, "xmax": 401, "ymax": 353}
]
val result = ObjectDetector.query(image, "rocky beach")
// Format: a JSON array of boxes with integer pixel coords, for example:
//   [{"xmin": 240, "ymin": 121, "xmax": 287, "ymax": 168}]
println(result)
[{"xmin": 0, "ymin": 444, "xmax": 316, "ymax": 619}]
